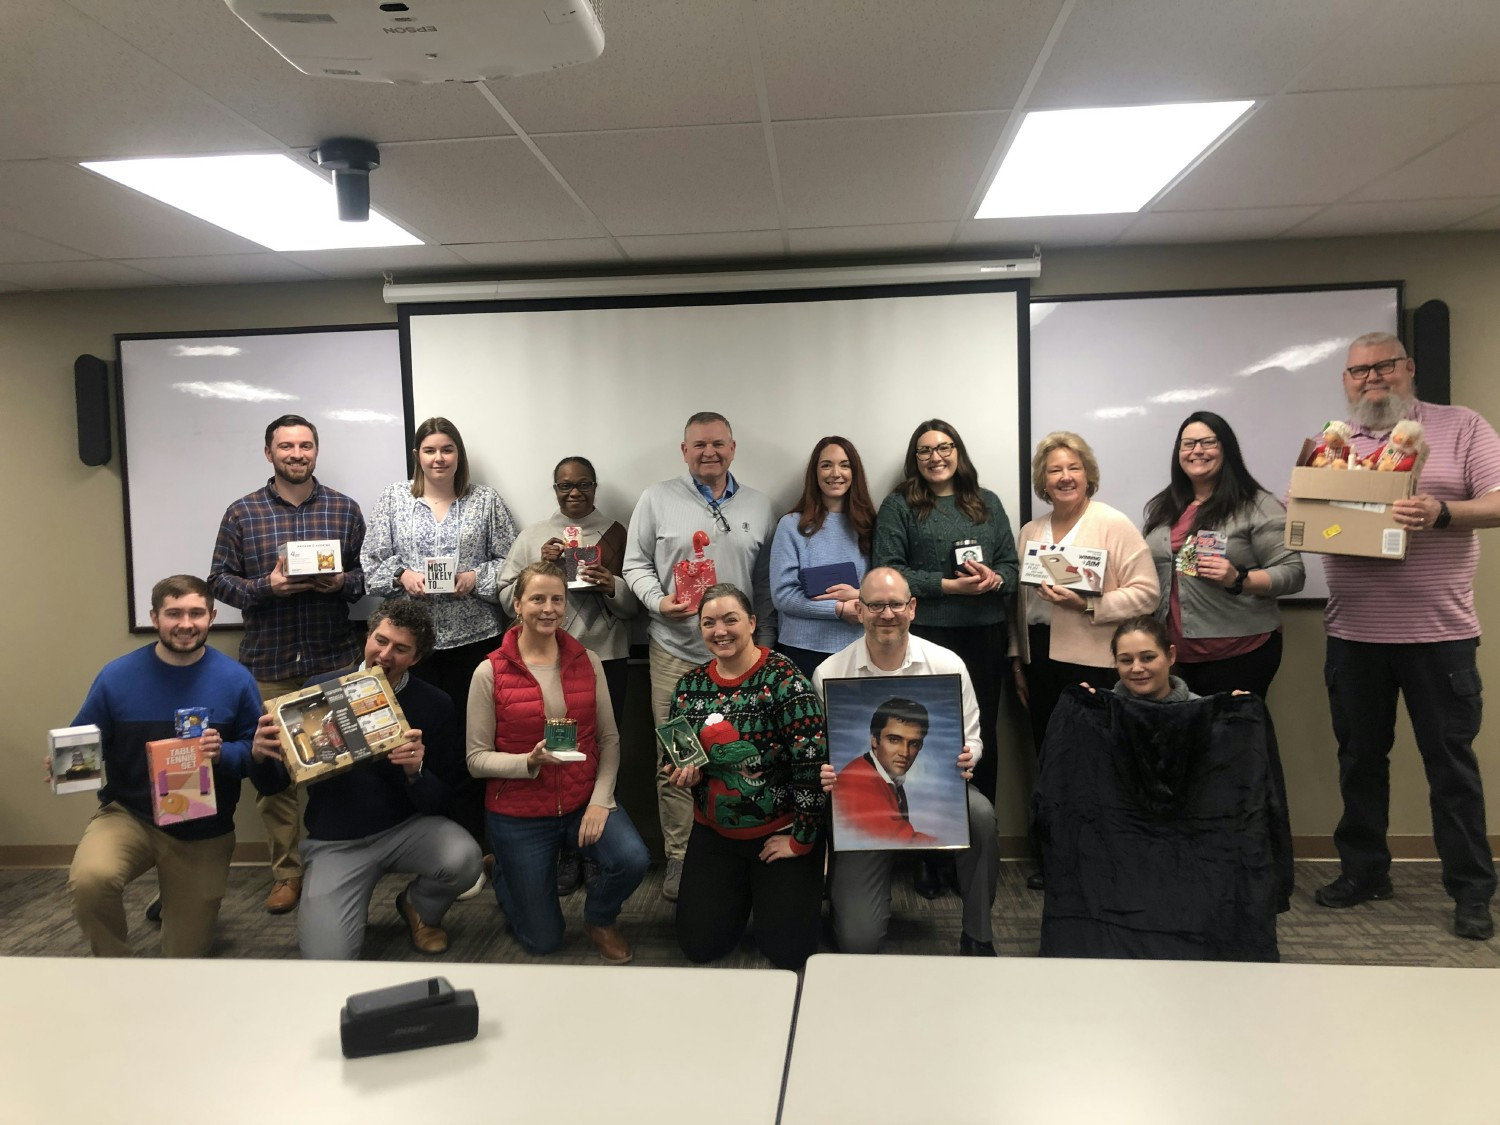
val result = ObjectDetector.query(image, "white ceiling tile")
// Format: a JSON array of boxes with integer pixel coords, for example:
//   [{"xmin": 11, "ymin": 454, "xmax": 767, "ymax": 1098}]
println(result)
[
  {"xmin": 786, "ymin": 223, "xmax": 958, "ymax": 254},
  {"xmin": 1159, "ymin": 87, "xmax": 1500, "ymax": 211},
  {"xmin": 1351, "ymin": 110, "xmax": 1500, "ymax": 201},
  {"xmin": 0, "ymin": 161, "xmax": 266, "ymax": 258},
  {"xmin": 375, "ymin": 140, "xmax": 600, "ymax": 243},
  {"xmin": 63, "ymin": 0, "xmax": 510, "ymax": 149},
  {"xmin": 0, "ymin": 260, "xmax": 168, "ymax": 290},
  {"xmin": 115, "ymin": 255, "xmax": 324, "ymax": 285},
  {"xmin": 1116, "ymin": 207, "xmax": 1322, "ymax": 244},
  {"xmin": 1030, "ymin": 0, "xmax": 1376, "ymax": 107},
  {"xmin": 0, "ymin": 227, "xmax": 93, "ymax": 263},
  {"xmin": 616, "ymin": 231, "xmax": 787, "ymax": 261},
  {"xmin": 756, "ymin": 0, "xmax": 1064, "ymax": 119},
  {"xmin": 490, "ymin": 1, "xmax": 760, "ymax": 132},
  {"xmin": 280, "ymin": 245, "xmax": 468, "ymax": 278},
  {"xmin": 956, "ymin": 214, "xmax": 1136, "ymax": 247},
  {"xmin": 536, "ymin": 126, "xmax": 780, "ymax": 237},
  {"xmin": 0, "ymin": 1, "xmax": 273, "ymax": 159},
  {"xmin": 450, "ymin": 240, "xmax": 625, "ymax": 267},
  {"xmin": 1293, "ymin": 2, "xmax": 1500, "ymax": 90},
  {"xmin": 777, "ymin": 115, "xmax": 1005, "ymax": 228},
  {"xmin": 1285, "ymin": 198, "xmax": 1500, "ymax": 238}
]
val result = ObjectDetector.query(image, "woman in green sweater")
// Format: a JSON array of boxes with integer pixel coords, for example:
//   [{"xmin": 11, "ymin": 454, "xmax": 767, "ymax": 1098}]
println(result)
[
  {"xmin": 873, "ymin": 419, "xmax": 1018, "ymax": 811},
  {"xmin": 665, "ymin": 583, "xmax": 828, "ymax": 969}
]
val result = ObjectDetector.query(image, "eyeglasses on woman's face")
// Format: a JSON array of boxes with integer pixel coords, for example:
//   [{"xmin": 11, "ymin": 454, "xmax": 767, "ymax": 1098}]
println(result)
[
  {"xmin": 1178, "ymin": 437, "xmax": 1221, "ymax": 452},
  {"xmin": 914, "ymin": 441, "xmax": 955, "ymax": 461}
]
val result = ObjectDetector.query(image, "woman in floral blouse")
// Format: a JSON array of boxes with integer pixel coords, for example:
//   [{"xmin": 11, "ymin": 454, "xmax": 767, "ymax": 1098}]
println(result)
[{"xmin": 362, "ymin": 416, "xmax": 519, "ymax": 867}]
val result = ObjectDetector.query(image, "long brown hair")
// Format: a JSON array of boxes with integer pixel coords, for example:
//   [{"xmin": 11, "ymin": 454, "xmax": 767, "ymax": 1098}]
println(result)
[
  {"xmin": 899, "ymin": 419, "xmax": 989, "ymax": 523},
  {"xmin": 410, "ymin": 417, "xmax": 472, "ymax": 498},
  {"xmin": 788, "ymin": 435, "xmax": 876, "ymax": 554}
]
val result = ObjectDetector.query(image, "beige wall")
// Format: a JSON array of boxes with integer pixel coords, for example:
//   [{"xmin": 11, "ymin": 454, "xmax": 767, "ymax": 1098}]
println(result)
[{"xmin": 3, "ymin": 232, "xmax": 1498, "ymax": 857}]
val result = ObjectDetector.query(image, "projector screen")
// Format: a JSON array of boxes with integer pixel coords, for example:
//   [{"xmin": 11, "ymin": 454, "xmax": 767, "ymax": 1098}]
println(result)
[
  {"xmin": 403, "ymin": 283, "xmax": 1028, "ymax": 558},
  {"xmin": 118, "ymin": 325, "xmax": 406, "ymax": 629},
  {"xmin": 1029, "ymin": 283, "xmax": 1402, "ymax": 602}
]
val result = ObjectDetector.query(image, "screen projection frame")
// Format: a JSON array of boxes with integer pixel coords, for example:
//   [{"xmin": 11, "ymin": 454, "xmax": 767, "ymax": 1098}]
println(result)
[
  {"xmin": 1027, "ymin": 281, "xmax": 1404, "ymax": 603},
  {"xmin": 116, "ymin": 324, "xmax": 408, "ymax": 631},
  {"xmin": 400, "ymin": 278, "xmax": 1031, "ymax": 557}
]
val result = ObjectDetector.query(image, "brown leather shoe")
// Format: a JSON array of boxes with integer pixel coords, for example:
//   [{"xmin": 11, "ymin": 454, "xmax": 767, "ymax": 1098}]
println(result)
[
  {"xmin": 396, "ymin": 889, "xmax": 449, "ymax": 955},
  {"xmin": 265, "ymin": 877, "xmax": 302, "ymax": 915},
  {"xmin": 585, "ymin": 924, "xmax": 634, "ymax": 964}
]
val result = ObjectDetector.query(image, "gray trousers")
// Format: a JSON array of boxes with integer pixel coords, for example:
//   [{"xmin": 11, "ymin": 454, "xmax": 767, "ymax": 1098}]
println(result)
[
  {"xmin": 830, "ymin": 787, "xmax": 999, "ymax": 952},
  {"xmin": 648, "ymin": 639, "xmax": 699, "ymax": 861},
  {"xmin": 299, "ymin": 815, "xmax": 483, "ymax": 960}
]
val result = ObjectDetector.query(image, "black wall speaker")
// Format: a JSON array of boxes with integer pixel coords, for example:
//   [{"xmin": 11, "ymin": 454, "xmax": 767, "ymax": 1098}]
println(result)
[
  {"xmin": 74, "ymin": 354, "xmax": 112, "ymax": 467},
  {"xmin": 1413, "ymin": 299, "xmax": 1450, "ymax": 406}
]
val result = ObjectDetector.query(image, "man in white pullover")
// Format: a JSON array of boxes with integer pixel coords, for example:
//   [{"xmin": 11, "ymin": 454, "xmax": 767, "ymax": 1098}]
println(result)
[{"xmin": 623, "ymin": 412, "xmax": 778, "ymax": 900}]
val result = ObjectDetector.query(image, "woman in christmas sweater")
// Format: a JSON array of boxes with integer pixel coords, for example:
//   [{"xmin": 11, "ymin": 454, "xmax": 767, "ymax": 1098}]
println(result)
[
  {"xmin": 466, "ymin": 561, "xmax": 649, "ymax": 964},
  {"xmin": 665, "ymin": 583, "xmax": 828, "ymax": 969}
]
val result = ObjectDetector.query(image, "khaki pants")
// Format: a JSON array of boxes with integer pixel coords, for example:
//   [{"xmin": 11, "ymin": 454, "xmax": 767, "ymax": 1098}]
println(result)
[
  {"xmin": 68, "ymin": 803, "xmax": 236, "ymax": 957},
  {"xmin": 257, "ymin": 676, "xmax": 307, "ymax": 880},
  {"xmin": 648, "ymin": 639, "xmax": 700, "ymax": 861}
]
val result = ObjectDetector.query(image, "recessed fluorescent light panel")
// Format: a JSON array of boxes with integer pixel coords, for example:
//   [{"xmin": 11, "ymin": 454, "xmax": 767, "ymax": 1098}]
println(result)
[
  {"xmin": 80, "ymin": 154, "xmax": 421, "ymax": 251},
  {"xmin": 977, "ymin": 101, "xmax": 1254, "ymax": 219}
]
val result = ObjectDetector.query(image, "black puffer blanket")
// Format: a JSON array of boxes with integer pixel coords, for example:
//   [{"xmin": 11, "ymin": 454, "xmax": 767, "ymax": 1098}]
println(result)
[{"xmin": 1034, "ymin": 687, "xmax": 1293, "ymax": 962}]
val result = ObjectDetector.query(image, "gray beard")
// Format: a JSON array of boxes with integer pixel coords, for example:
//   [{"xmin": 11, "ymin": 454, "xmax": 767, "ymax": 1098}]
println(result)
[{"xmin": 1349, "ymin": 390, "xmax": 1415, "ymax": 434}]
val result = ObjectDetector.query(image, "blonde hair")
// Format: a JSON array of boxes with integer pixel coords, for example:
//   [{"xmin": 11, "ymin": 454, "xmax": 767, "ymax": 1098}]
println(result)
[
  {"xmin": 1031, "ymin": 431, "xmax": 1100, "ymax": 502},
  {"xmin": 512, "ymin": 560, "xmax": 566, "ymax": 607}
]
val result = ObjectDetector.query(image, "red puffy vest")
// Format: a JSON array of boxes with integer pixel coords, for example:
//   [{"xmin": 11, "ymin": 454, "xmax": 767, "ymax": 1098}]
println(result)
[{"xmin": 484, "ymin": 627, "xmax": 601, "ymax": 819}]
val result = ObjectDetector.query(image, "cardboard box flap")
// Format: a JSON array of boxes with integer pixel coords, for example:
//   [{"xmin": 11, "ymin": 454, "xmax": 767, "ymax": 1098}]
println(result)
[{"xmin": 1288, "ymin": 466, "xmax": 1413, "ymax": 504}]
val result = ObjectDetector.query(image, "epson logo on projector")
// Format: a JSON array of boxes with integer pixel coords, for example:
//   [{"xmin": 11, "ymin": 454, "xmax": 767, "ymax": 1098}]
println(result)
[{"xmin": 383, "ymin": 25, "xmax": 437, "ymax": 33}]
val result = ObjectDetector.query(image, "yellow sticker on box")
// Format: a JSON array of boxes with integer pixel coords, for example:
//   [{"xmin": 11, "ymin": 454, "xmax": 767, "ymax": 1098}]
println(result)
[{"xmin": 1322, "ymin": 524, "xmax": 1342, "ymax": 539}]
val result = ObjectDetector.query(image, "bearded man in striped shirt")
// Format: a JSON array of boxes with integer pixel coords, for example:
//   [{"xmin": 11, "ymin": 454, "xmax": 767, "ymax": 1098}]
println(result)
[{"xmin": 1316, "ymin": 332, "xmax": 1500, "ymax": 942}]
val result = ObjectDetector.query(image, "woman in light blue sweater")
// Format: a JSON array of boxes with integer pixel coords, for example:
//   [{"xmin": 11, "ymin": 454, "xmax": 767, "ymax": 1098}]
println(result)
[{"xmin": 769, "ymin": 436, "xmax": 876, "ymax": 677}]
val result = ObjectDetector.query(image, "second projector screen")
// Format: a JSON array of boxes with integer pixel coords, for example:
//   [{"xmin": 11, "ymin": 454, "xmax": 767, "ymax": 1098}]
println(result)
[{"xmin": 405, "ymin": 284, "xmax": 1026, "ymax": 536}]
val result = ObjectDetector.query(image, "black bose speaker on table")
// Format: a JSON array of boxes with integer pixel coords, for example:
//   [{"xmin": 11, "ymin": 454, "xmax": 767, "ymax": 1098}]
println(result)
[
  {"xmin": 1413, "ymin": 300, "xmax": 1450, "ymax": 406},
  {"xmin": 74, "ymin": 354, "xmax": 111, "ymax": 466}
]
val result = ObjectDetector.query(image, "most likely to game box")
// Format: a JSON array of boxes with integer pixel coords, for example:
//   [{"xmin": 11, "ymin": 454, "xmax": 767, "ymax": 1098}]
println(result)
[{"xmin": 264, "ymin": 666, "xmax": 410, "ymax": 786}]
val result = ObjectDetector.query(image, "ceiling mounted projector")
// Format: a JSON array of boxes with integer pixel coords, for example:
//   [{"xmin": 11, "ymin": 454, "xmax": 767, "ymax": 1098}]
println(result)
[{"xmin": 224, "ymin": 0, "xmax": 605, "ymax": 84}]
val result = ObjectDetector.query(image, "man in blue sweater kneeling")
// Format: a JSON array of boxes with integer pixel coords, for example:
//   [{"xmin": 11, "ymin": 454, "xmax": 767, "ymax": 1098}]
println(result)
[
  {"xmin": 67, "ymin": 574, "xmax": 283, "ymax": 957},
  {"xmin": 255, "ymin": 597, "xmax": 483, "ymax": 959}
]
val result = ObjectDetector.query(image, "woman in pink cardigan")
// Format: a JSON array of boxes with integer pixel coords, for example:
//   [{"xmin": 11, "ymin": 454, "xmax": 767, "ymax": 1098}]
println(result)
[{"xmin": 1012, "ymin": 431, "xmax": 1160, "ymax": 757}]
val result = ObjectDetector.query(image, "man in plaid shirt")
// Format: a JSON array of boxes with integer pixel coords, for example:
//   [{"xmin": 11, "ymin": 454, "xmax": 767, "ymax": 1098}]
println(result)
[{"xmin": 209, "ymin": 414, "xmax": 366, "ymax": 915}]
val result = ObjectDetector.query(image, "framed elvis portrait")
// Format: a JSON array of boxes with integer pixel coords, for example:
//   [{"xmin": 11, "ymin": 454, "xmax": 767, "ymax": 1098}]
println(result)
[{"xmin": 824, "ymin": 674, "xmax": 970, "ymax": 852}]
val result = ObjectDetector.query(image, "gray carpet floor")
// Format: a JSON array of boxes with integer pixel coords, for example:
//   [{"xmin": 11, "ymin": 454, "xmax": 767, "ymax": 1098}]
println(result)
[{"xmin": 2, "ymin": 859, "xmax": 1495, "ymax": 968}]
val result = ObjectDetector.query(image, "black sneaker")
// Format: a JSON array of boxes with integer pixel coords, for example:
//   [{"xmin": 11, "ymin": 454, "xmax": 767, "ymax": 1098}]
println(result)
[
  {"xmin": 1314, "ymin": 874, "xmax": 1394, "ymax": 909},
  {"xmin": 959, "ymin": 933, "xmax": 997, "ymax": 957},
  {"xmin": 1454, "ymin": 900, "xmax": 1494, "ymax": 941},
  {"xmin": 556, "ymin": 851, "xmax": 583, "ymax": 897}
]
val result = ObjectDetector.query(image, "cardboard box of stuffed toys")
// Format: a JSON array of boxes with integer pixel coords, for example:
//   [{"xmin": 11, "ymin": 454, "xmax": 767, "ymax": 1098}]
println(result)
[{"xmin": 1285, "ymin": 437, "xmax": 1414, "ymax": 560}]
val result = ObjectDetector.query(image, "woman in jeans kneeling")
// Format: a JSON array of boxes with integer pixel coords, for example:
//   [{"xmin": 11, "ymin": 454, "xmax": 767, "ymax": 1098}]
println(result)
[{"xmin": 467, "ymin": 561, "xmax": 649, "ymax": 963}]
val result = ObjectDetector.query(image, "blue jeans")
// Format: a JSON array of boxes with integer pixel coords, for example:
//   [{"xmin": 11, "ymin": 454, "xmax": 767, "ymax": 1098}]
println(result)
[{"xmin": 486, "ymin": 804, "xmax": 650, "ymax": 955}]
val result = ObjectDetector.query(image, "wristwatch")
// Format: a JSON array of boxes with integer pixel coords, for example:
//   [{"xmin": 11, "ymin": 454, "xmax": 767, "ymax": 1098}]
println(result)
[
  {"xmin": 393, "ymin": 566, "xmax": 407, "ymax": 582},
  {"xmin": 1226, "ymin": 565, "xmax": 1250, "ymax": 596},
  {"xmin": 1434, "ymin": 501, "xmax": 1452, "ymax": 530}
]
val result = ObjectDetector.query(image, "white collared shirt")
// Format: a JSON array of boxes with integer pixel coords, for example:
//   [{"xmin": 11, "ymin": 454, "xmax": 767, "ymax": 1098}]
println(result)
[{"xmin": 811, "ymin": 633, "xmax": 984, "ymax": 763}]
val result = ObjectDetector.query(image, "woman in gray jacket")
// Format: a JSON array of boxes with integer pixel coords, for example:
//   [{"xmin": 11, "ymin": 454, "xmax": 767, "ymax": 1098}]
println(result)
[{"xmin": 1142, "ymin": 412, "xmax": 1304, "ymax": 699}]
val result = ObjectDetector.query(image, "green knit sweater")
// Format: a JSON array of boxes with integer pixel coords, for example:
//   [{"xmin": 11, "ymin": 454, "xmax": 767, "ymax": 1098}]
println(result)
[
  {"xmin": 873, "ymin": 488, "xmax": 1019, "ymax": 628},
  {"xmin": 668, "ymin": 648, "xmax": 827, "ymax": 851}
]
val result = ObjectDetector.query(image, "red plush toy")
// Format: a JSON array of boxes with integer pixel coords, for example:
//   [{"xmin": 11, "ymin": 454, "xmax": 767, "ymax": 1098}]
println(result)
[{"xmin": 1359, "ymin": 419, "xmax": 1426, "ymax": 477}]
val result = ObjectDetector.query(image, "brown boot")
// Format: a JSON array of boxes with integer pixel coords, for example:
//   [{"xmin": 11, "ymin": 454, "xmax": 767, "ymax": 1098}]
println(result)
[
  {"xmin": 265, "ymin": 877, "xmax": 302, "ymax": 915},
  {"xmin": 396, "ymin": 889, "xmax": 449, "ymax": 955},
  {"xmin": 585, "ymin": 924, "xmax": 633, "ymax": 964}
]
